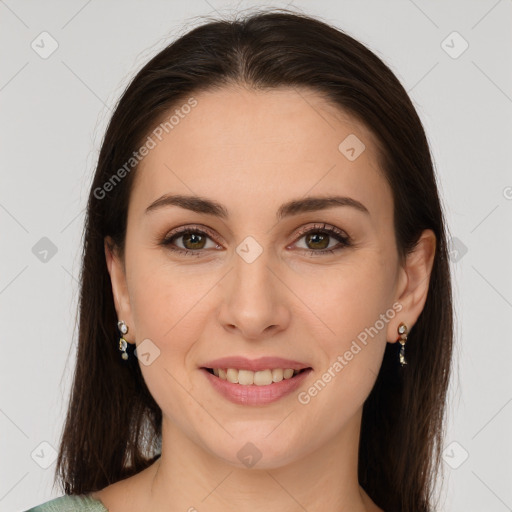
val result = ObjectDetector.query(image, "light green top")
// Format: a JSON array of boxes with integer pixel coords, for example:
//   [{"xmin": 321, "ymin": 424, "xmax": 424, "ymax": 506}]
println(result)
[{"xmin": 24, "ymin": 494, "xmax": 108, "ymax": 512}]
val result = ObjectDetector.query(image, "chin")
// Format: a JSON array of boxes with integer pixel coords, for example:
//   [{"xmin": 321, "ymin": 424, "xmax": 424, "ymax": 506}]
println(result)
[{"xmin": 201, "ymin": 429, "xmax": 307, "ymax": 470}]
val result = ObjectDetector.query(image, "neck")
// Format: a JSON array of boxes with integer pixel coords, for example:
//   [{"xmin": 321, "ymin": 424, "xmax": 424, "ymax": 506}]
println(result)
[{"xmin": 140, "ymin": 410, "xmax": 376, "ymax": 512}]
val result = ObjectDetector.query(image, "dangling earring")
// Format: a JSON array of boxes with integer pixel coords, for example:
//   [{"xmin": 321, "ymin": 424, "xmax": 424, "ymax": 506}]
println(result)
[
  {"xmin": 397, "ymin": 322, "xmax": 408, "ymax": 366},
  {"xmin": 117, "ymin": 320, "xmax": 129, "ymax": 360}
]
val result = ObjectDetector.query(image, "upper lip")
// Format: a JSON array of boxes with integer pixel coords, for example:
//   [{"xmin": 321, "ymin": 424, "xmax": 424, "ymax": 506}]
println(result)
[{"xmin": 201, "ymin": 356, "xmax": 312, "ymax": 372}]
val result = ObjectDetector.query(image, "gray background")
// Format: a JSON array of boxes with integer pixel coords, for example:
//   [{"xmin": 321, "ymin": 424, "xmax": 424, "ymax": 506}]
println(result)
[{"xmin": 1, "ymin": 1, "xmax": 511, "ymax": 511}]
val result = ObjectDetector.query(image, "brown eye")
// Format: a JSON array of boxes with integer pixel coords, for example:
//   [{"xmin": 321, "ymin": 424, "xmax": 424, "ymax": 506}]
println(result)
[
  {"xmin": 293, "ymin": 223, "xmax": 352, "ymax": 256},
  {"xmin": 304, "ymin": 232, "xmax": 330, "ymax": 250},
  {"xmin": 161, "ymin": 226, "xmax": 221, "ymax": 256},
  {"xmin": 180, "ymin": 232, "xmax": 207, "ymax": 250}
]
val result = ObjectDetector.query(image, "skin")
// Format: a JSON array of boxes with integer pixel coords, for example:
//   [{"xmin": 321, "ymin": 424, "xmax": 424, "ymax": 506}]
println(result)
[{"xmin": 93, "ymin": 85, "xmax": 436, "ymax": 512}]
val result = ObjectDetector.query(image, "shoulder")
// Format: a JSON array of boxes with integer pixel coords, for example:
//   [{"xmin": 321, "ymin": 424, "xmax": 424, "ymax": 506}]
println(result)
[{"xmin": 23, "ymin": 494, "xmax": 109, "ymax": 512}]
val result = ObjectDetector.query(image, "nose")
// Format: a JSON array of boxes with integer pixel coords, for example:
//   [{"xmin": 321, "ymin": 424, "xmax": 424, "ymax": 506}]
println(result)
[{"xmin": 217, "ymin": 247, "xmax": 291, "ymax": 341}]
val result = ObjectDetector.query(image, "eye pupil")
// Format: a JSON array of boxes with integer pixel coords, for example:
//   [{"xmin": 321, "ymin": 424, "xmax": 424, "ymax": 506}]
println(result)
[
  {"xmin": 183, "ymin": 232, "xmax": 205, "ymax": 249},
  {"xmin": 306, "ymin": 232, "xmax": 329, "ymax": 250}
]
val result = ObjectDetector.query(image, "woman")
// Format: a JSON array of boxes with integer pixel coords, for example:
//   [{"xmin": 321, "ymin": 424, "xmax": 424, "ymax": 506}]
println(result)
[{"xmin": 26, "ymin": 8, "xmax": 453, "ymax": 512}]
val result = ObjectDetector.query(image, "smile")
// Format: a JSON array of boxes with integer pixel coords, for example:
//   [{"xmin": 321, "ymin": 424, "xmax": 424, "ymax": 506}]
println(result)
[
  {"xmin": 201, "ymin": 366, "xmax": 312, "ymax": 406},
  {"xmin": 205, "ymin": 367, "xmax": 307, "ymax": 385}
]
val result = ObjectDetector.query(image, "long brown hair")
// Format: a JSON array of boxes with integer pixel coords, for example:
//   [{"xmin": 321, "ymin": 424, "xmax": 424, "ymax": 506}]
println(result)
[{"xmin": 55, "ymin": 9, "xmax": 453, "ymax": 512}]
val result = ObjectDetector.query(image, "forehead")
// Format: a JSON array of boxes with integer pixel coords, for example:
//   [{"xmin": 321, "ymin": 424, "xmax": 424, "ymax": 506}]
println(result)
[{"xmin": 130, "ymin": 85, "xmax": 392, "ymax": 225}]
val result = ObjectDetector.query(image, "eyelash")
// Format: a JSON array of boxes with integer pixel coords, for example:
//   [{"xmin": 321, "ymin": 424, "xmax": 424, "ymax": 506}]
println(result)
[{"xmin": 160, "ymin": 223, "xmax": 352, "ymax": 258}]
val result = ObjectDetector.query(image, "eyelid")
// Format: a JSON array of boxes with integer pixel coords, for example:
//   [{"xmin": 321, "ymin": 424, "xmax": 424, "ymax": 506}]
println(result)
[
  {"xmin": 163, "ymin": 223, "xmax": 223, "ymax": 244},
  {"xmin": 290, "ymin": 222, "xmax": 350, "ymax": 243}
]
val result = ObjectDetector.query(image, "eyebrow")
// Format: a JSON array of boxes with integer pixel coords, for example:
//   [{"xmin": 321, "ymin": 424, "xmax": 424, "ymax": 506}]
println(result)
[{"xmin": 145, "ymin": 193, "xmax": 370, "ymax": 220}]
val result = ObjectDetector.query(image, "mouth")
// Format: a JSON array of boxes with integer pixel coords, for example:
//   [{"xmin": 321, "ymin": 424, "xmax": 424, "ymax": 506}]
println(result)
[
  {"xmin": 201, "ymin": 365, "xmax": 313, "ymax": 405},
  {"xmin": 202, "ymin": 367, "xmax": 311, "ymax": 386}
]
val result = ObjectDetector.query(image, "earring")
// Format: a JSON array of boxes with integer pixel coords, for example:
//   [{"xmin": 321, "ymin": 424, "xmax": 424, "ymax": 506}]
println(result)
[
  {"xmin": 397, "ymin": 322, "xmax": 408, "ymax": 366},
  {"xmin": 117, "ymin": 320, "xmax": 129, "ymax": 360}
]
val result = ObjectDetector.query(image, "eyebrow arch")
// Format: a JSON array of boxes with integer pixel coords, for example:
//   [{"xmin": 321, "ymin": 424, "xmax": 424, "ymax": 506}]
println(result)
[{"xmin": 145, "ymin": 193, "xmax": 370, "ymax": 220}]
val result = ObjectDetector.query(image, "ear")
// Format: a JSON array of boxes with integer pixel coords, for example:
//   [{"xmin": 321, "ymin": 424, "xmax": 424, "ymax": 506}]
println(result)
[
  {"xmin": 386, "ymin": 229, "xmax": 436, "ymax": 343},
  {"xmin": 104, "ymin": 236, "xmax": 136, "ymax": 344}
]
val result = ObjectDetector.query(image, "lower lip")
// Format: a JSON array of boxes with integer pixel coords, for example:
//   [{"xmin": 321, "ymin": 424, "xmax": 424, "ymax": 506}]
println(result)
[{"xmin": 201, "ymin": 368, "xmax": 312, "ymax": 406}]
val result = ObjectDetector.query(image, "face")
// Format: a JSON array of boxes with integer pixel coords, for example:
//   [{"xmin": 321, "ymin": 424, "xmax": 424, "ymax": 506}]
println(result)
[{"xmin": 106, "ymin": 85, "xmax": 412, "ymax": 469}]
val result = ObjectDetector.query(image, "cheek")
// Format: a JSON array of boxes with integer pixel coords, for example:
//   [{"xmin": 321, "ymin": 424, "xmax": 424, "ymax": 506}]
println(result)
[
  {"xmin": 295, "ymin": 276, "xmax": 391, "ymax": 428},
  {"xmin": 127, "ymin": 259, "xmax": 215, "ymax": 427},
  {"xmin": 127, "ymin": 254, "xmax": 220, "ymax": 372},
  {"xmin": 296, "ymin": 255, "xmax": 396, "ymax": 405},
  {"xmin": 129, "ymin": 248, "xmax": 201, "ymax": 332},
  {"xmin": 299, "ymin": 254, "xmax": 395, "ymax": 344}
]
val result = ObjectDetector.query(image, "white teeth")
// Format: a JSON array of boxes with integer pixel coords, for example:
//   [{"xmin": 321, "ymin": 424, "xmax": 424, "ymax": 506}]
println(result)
[
  {"xmin": 272, "ymin": 368, "xmax": 283, "ymax": 382},
  {"xmin": 238, "ymin": 369, "xmax": 254, "ymax": 385},
  {"xmin": 254, "ymin": 369, "xmax": 272, "ymax": 386},
  {"xmin": 214, "ymin": 368, "xmax": 301, "ymax": 385},
  {"xmin": 283, "ymin": 369, "xmax": 294, "ymax": 379},
  {"xmin": 226, "ymin": 368, "xmax": 239, "ymax": 383}
]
